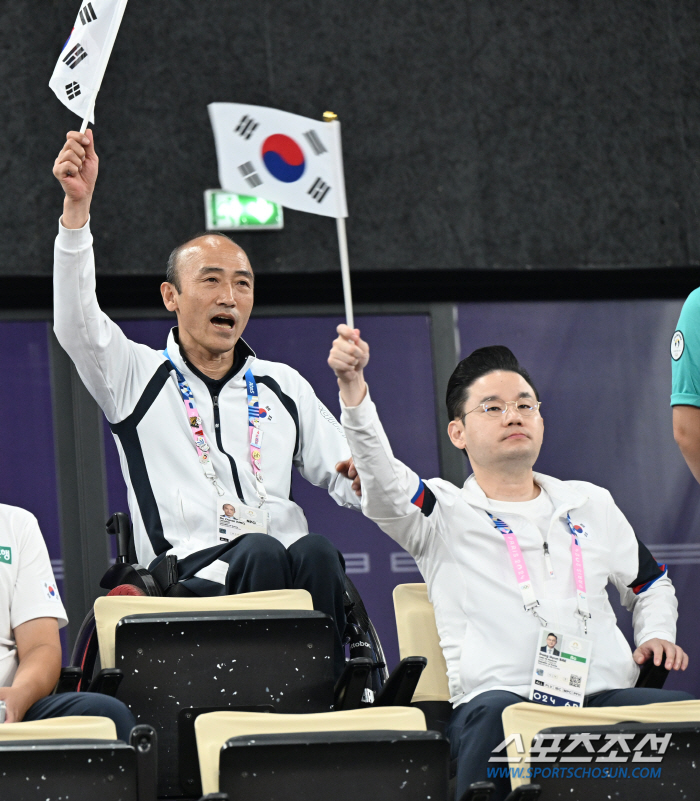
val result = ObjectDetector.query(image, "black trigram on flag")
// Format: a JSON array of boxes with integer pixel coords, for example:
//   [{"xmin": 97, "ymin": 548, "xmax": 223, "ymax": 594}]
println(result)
[
  {"xmin": 79, "ymin": 2, "xmax": 97, "ymax": 24},
  {"xmin": 238, "ymin": 162, "xmax": 262, "ymax": 188},
  {"xmin": 65, "ymin": 82, "xmax": 81, "ymax": 100},
  {"xmin": 63, "ymin": 43, "xmax": 88, "ymax": 69},
  {"xmin": 308, "ymin": 177, "xmax": 331, "ymax": 203},
  {"xmin": 304, "ymin": 130, "xmax": 327, "ymax": 156},
  {"xmin": 235, "ymin": 115, "xmax": 259, "ymax": 140}
]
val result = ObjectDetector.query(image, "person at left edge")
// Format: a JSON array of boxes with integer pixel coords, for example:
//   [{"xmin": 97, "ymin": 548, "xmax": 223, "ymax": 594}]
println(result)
[
  {"xmin": 0, "ymin": 504, "xmax": 135, "ymax": 739},
  {"xmin": 52, "ymin": 131, "xmax": 361, "ymax": 677}
]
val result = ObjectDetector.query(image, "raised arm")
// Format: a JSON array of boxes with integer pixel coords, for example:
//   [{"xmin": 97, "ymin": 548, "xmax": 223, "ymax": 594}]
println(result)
[
  {"xmin": 53, "ymin": 129, "xmax": 96, "ymax": 229},
  {"xmin": 328, "ymin": 325, "xmax": 440, "ymax": 557},
  {"xmin": 52, "ymin": 132, "xmax": 162, "ymax": 423}
]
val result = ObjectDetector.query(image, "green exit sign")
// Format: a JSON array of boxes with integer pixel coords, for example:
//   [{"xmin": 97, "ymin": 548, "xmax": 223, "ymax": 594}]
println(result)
[{"xmin": 204, "ymin": 189, "xmax": 284, "ymax": 231}]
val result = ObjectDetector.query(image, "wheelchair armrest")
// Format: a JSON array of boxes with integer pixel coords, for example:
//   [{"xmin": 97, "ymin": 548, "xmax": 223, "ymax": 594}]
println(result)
[
  {"xmin": 54, "ymin": 666, "xmax": 83, "ymax": 694},
  {"xmin": 374, "ymin": 656, "xmax": 427, "ymax": 707},
  {"xmin": 87, "ymin": 668, "xmax": 124, "ymax": 696},
  {"xmin": 334, "ymin": 657, "xmax": 372, "ymax": 710},
  {"xmin": 635, "ymin": 651, "xmax": 669, "ymax": 689}
]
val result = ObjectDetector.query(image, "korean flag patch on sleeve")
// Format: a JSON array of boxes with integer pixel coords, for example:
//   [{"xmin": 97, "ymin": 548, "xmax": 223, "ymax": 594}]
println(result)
[{"xmin": 43, "ymin": 581, "xmax": 60, "ymax": 602}]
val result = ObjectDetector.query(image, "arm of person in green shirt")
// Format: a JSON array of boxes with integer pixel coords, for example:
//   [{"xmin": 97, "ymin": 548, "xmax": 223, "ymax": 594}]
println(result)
[
  {"xmin": 671, "ymin": 289, "xmax": 700, "ymax": 483},
  {"xmin": 673, "ymin": 406, "xmax": 700, "ymax": 484}
]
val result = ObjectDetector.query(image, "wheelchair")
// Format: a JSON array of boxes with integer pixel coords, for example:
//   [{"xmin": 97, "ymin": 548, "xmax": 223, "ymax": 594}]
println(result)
[{"xmin": 69, "ymin": 513, "xmax": 393, "ymax": 699}]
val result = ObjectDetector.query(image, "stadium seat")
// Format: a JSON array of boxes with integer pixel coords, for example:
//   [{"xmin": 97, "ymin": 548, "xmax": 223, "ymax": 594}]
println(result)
[
  {"xmin": 393, "ymin": 582, "xmax": 670, "ymax": 735},
  {"xmin": 90, "ymin": 589, "xmax": 334, "ymax": 797},
  {"xmin": 194, "ymin": 706, "xmax": 449, "ymax": 799},
  {"xmin": 0, "ymin": 717, "xmax": 157, "ymax": 800},
  {"xmin": 501, "ymin": 699, "xmax": 700, "ymax": 794},
  {"xmin": 392, "ymin": 583, "xmax": 452, "ymax": 734}
]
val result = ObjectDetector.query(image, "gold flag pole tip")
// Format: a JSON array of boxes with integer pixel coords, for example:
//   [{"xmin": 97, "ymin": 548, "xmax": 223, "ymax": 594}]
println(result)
[{"xmin": 323, "ymin": 111, "xmax": 338, "ymax": 122}]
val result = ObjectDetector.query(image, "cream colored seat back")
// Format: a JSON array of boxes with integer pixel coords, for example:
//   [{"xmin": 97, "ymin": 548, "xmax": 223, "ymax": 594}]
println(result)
[
  {"xmin": 393, "ymin": 583, "xmax": 450, "ymax": 703},
  {"xmin": 503, "ymin": 700, "xmax": 700, "ymax": 790},
  {"xmin": 0, "ymin": 716, "xmax": 117, "ymax": 742},
  {"xmin": 196, "ymin": 706, "xmax": 427, "ymax": 794},
  {"xmin": 94, "ymin": 589, "xmax": 313, "ymax": 668}
]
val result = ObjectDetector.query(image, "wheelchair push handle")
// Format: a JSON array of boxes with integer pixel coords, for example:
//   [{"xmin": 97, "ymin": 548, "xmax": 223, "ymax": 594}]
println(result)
[{"xmin": 107, "ymin": 512, "xmax": 132, "ymax": 564}]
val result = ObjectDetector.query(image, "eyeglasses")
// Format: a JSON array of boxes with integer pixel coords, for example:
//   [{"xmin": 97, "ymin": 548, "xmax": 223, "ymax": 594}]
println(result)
[{"xmin": 463, "ymin": 399, "xmax": 542, "ymax": 419}]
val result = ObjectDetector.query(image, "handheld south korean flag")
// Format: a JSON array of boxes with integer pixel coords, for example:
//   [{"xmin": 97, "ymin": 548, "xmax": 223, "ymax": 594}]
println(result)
[
  {"xmin": 208, "ymin": 103, "xmax": 348, "ymax": 219},
  {"xmin": 49, "ymin": 0, "xmax": 129, "ymax": 128}
]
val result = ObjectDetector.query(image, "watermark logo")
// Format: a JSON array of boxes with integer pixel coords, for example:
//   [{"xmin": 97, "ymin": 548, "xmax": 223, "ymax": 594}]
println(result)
[{"xmin": 490, "ymin": 731, "xmax": 671, "ymax": 765}]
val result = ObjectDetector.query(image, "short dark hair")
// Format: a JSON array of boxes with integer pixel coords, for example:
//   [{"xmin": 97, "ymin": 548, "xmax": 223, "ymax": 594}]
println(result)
[
  {"xmin": 165, "ymin": 232, "xmax": 240, "ymax": 292},
  {"xmin": 547, "ymin": 633, "xmax": 558, "ymax": 640},
  {"xmin": 445, "ymin": 345, "xmax": 539, "ymax": 421}
]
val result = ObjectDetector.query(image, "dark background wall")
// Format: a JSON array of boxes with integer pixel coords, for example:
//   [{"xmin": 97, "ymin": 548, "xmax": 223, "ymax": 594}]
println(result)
[{"xmin": 3, "ymin": 0, "xmax": 700, "ymax": 288}]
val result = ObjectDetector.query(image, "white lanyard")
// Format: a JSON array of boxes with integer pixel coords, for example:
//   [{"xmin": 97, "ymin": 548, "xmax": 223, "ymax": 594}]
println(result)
[
  {"xmin": 165, "ymin": 353, "xmax": 267, "ymax": 506},
  {"xmin": 245, "ymin": 369, "xmax": 267, "ymax": 505},
  {"xmin": 165, "ymin": 350, "xmax": 224, "ymax": 497}
]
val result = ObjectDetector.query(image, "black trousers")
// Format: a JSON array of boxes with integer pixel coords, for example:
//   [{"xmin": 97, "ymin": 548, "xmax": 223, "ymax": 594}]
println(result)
[{"xmin": 180, "ymin": 533, "xmax": 347, "ymax": 677}]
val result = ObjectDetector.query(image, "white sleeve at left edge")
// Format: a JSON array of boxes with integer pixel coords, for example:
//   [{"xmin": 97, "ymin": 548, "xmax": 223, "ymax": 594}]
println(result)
[
  {"xmin": 11, "ymin": 515, "xmax": 68, "ymax": 630},
  {"xmin": 607, "ymin": 494, "xmax": 678, "ymax": 646},
  {"xmin": 293, "ymin": 373, "xmax": 361, "ymax": 510}
]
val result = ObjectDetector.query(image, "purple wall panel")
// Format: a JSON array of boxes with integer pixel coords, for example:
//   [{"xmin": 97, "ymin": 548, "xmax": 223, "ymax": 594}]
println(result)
[
  {"xmin": 104, "ymin": 314, "xmax": 439, "ymax": 670},
  {"xmin": 458, "ymin": 300, "xmax": 700, "ymax": 696}
]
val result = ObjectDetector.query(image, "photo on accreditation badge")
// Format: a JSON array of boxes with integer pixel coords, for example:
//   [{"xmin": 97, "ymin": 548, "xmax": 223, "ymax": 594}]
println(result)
[{"xmin": 530, "ymin": 629, "xmax": 593, "ymax": 707}]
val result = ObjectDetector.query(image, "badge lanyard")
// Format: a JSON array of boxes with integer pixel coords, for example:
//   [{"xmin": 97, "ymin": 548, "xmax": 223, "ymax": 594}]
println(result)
[
  {"xmin": 488, "ymin": 512, "xmax": 591, "ymax": 633},
  {"xmin": 566, "ymin": 513, "xmax": 591, "ymax": 631},
  {"xmin": 245, "ymin": 369, "xmax": 267, "ymax": 505},
  {"xmin": 164, "ymin": 350, "xmax": 224, "ymax": 497}
]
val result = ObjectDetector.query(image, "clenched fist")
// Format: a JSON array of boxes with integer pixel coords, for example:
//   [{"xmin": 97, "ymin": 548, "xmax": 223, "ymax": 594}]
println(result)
[
  {"xmin": 53, "ymin": 130, "xmax": 98, "ymax": 229},
  {"xmin": 328, "ymin": 324, "xmax": 369, "ymax": 408}
]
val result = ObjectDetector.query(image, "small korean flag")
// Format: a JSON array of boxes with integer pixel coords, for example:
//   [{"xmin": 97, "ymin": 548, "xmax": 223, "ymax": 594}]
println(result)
[
  {"xmin": 49, "ymin": 0, "xmax": 129, "ymax": 123},
  {"xmin": 208, "ymin": 103, "xmax": 348, "ymax": 219}
]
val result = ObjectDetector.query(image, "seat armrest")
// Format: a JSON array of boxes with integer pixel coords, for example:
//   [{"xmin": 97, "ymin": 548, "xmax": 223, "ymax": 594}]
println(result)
[
  {"xmin": 87, "ymin": 668, "xmax": 124, "ymax": 696},
  {"xmin": 54, "ymin": 666, "xmax": 83, "ymax": 694},
  {"xmin": 374, "ymin": 656, "xmax": 427, "ymax": 707},
  {"xmin": 635, "ymin": 651, "xmax": 669, "ymax": 689}
]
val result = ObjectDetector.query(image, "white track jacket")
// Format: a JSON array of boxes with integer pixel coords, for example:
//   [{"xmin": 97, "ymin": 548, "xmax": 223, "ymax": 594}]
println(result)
[
  {"xmin": 54, "ymin": 220, "xmax": 360, "ymax": 582},
  {"xmin": 341, "ymin": 389, "xmax": 679, "ymax": 705}
]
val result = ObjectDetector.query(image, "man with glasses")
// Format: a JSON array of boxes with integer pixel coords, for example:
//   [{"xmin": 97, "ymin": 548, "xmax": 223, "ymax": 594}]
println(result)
[{"xmin": 328, "ymin": 325, "xmax": 691, "ymax": 801}]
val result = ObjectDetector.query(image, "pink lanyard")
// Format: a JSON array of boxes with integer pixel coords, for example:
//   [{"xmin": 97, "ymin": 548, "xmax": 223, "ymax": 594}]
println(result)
[
  {"xmin": 566, "ymin": 514, "xmax": 591, "ymax": 630},
  {"xmin": 488, "ymin": 512, "xmax": 591, "ymax": 632}
]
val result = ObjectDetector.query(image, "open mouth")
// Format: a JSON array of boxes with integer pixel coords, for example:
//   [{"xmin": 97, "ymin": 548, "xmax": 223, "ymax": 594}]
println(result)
[{"xmin": 211, "ymin": 315, "xmax": 235, "ymax": 330}]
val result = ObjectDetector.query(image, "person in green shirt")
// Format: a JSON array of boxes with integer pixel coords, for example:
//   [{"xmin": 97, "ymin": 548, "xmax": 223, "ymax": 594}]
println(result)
[{"xmin": 671, "ymin": 288, "xmax": 700, "ymax": 482}]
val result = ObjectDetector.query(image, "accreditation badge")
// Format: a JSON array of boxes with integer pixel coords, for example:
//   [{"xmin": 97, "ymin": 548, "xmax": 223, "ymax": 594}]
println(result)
[
  {"xmin": 529, "ymin": 629, "xmax": 592, "ymax": 707},
  {"xmin": 216, "ymin": 497, "xmax": 269, "ymax": 543}
]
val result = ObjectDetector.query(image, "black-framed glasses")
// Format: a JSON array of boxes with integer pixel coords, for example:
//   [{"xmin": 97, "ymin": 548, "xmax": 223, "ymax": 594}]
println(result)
[{"xmin": 463, "ymin": 399, "xmax": 542, "ymax": 420}]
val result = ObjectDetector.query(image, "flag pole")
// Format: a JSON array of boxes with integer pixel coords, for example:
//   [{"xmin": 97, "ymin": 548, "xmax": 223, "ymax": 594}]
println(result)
[{"xmin": 323, "ymin": 111, "xmax": 354, "ymax": 330}]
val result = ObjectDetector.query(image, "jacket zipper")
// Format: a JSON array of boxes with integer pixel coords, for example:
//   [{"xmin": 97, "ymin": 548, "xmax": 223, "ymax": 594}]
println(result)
[{"xmin": 212, "ymin": 392, "xmax": 246, "ymax": 502}]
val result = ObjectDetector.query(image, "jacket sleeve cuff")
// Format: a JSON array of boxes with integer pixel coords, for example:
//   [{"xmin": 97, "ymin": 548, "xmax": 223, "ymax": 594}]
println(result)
[
  {"xmin": 57, "ymin": 215, "xmax": 92, "ymax": 249},
  {"xmin": 340, "ymin": 385, "xmax": 374, "ymax": 428},
  {"xmin": 635, "ymin": 630, "xmax": 676, "ymax": 647}
]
